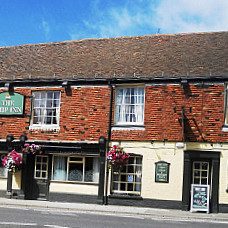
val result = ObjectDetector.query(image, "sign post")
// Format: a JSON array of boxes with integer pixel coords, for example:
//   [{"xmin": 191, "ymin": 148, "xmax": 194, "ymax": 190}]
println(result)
[{"xmin": 190, "ymin": 184, "xmax": 210, "ymax": 213}]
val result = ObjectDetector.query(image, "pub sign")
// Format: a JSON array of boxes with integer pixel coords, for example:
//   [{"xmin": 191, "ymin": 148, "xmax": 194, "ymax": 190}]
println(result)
[
  {"xmin": 0, "ymin": 92, "xmax": 24, "ymax": 115},
  {"xmin": 155, "ymin": 161, "xmax": 170, "ymax": 183}
]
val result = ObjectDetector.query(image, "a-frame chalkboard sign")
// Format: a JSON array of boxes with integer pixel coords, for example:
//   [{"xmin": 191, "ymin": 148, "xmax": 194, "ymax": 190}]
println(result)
[{"xmin": 190, "ymin": 184, "xmax": 210, "ymax": 213}]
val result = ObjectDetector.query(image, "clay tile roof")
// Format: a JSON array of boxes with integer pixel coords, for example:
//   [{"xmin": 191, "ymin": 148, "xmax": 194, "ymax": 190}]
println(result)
[{"xmin": 0, "ymin": 31, "xmax": 227, "ymax": 81}]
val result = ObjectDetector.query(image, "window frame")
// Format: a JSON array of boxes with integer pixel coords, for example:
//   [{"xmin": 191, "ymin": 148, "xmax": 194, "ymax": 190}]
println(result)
[
  {"xmin": 51, "ymin": 155, "xmax": 99, "ymax": 184},
  {"xmin": 111, "ymin": 156, "xmax": 142, "ymax": 196},
  {"xmin": 114, "ymin": 86, "xmax": 145, "ymax": 126},
  {"xmin": 34, "ymin": 155, "xmax": 49, "ymax": 180},
  {"xmin": 30, "ymin": 91, "xmax": 61, "ymax": 130}
]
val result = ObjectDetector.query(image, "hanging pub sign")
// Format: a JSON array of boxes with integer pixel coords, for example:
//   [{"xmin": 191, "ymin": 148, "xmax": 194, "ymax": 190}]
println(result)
[
  {"xmin": 0, "ymin": 92, "xmax": 24, "ymax": 115},
  {"xmin": 155, "ymin": 161, "xmax": 170, "ymax": 183},
  {"xmin": 190, "ymin": 184, "xmax": 210, "ymax": 213}
]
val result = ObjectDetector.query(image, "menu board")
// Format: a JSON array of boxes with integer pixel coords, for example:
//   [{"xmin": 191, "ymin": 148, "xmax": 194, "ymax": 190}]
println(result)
[
  {"xmin": 190, "ymin": 184, "xmax": 210, "ymax": 213},
  {"xmin": 155, "ymin": 161, "xmax": 170, "ymax": 183}
]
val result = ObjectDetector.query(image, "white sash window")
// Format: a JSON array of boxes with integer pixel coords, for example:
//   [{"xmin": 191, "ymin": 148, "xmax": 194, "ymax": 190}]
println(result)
[
  {"xmin": 30, "ymin": 91, "xmax": 61, "ymax": 130},
  {"xmin": 115, "ymin": 87, "xmax": 145, "ymax": 125}
]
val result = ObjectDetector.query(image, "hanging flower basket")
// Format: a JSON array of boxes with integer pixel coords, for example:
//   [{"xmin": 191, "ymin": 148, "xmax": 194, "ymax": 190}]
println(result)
[
  {"xmin": 22, "ymin": 143, "xmax": 42, "ymax": 154},
  {"xmin": 2, "ymin": 150, "xmax": 22, "ymax": 172},
  {"xmin": 107, "ymin": 145, "xmax": 130, "ymax": 171}
]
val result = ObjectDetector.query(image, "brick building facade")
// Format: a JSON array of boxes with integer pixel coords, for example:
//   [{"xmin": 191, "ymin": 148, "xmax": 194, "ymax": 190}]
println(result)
[{"xmin": 0, "ymin": 31, "xmax": 228, "ymax": 213}]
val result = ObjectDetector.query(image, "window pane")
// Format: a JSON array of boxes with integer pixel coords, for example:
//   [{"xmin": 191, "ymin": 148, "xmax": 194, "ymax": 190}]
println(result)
[
  {"xmin": 85, "ymin": 157, "xmax": 99, "ymax": 183},
  {"xmin": 201, "ymin": 178, "xmax": 207, "ymax": 185},
  {"xmin": 53, "ymin": 156, "xmax": 67, "ymax": 181},
  {"xmin": 202, "ymin": 163, "xmax": 208, "ymax": 170},
  {"xmin": 68, "ymin": 163, "xmax": 83, "ymax": 181},
  {"xmin": 202, "ymin": 171, "xmax": 208, "ymax": 177},
  {"xmin": 85, "ymin": 157, "xmax": 93, "ymax": 182},
  {"xmin": 54, "ymin": 92, "xmax": 60, "ymax": 100},
  {"xmin": 36, "ymin": 171, "xmax": 40, "ymax": 178},
  {"xmin": 47, "ymin": 92, "xmax": 53, "ymax": 99},
  {"xmin": 70, "ymin": 157, "xmax": 83, "ymax": 162},
  {"xmin": 194, "ymin": 163, "xmax": 200, "ymax": 169},
  {"xmin": 194, "ymin": 178, "xmax": 200, "ymax": 184}
]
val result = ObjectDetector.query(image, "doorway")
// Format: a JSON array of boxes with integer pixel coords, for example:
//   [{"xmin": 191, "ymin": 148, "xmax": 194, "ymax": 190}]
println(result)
[
  {"xmin": 24, "ymin": 154, "xmax": 51, "ymax": 200},
  {"xmin": 182, "ymin": 150, "xmax": 220, "ymax": 213}
]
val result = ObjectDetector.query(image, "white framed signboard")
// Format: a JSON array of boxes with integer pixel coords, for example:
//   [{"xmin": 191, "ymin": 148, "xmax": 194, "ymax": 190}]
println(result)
[{"xmin": 190, "ymin": 184, "xmax": 210, "ymax": 213}]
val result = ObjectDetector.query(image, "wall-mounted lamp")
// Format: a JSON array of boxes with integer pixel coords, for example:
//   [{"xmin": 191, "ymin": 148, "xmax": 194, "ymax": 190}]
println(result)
[
  {"xmin": 62, "ymin": 81, "xmax": 71, "ymax": 89},
  {"xmin": 20, "ymin": 134, "xmax": 27, "ymax": 146},
  {"xmin": 62, "ymin": 81, "xmax": 72, "ymax": 96},
  {"xmin": 181, "ymin": 78, "xmax": 188, "ymax": 87},
  {"xmin": 151, "ymin": 140, "xmax": 154, "ymax": 145},
  {"xmin": 4, "ymin": 82, "xmax": 14, "ymax": 94},
  {"xmin": 6, "ymin": 135, "xmax": 14, "ymax": 144}
]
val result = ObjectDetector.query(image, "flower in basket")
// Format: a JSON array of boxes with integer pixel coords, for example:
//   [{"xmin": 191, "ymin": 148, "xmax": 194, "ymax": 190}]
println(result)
[
  {"xmin": 23, "ymin": 143, "xmax": 42, "ymax": 154},
  {"xmin": 107, "ymin": 145, "xmax": 130, "ymax": 170},
  {"xmin": 2, "ymin": 150, "xmax": 22, "ymax": 172}
]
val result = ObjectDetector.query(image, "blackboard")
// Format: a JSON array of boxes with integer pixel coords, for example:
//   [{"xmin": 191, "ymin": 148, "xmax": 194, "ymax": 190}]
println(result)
[
  {"xmin": 155, "ymin": 161, "xmax": 170, "ymax": 183},
  {"xmin": 190, "ymin": 184, "xmax": 210, "ymax": 213}
]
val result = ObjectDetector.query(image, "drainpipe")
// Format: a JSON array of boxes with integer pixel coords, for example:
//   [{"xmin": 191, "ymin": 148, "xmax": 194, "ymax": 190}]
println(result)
[
  {"xmin": 182, "ymin": 106, "xmax": 185, "ymax": 142},
  {"xmin": 97, "ymin": 136, "xmax": 106, "ymax": 204},
  {"xmin": 104, "ymin": 81, "xmax": 114, "ymax": 205}
]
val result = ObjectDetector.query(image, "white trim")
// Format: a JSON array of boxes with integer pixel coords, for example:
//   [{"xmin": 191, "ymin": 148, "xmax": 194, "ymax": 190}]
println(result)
[
  {"xmin": 29, "ymin": 125, "xmax": 60, "ymax": 130},
  {"xmin": 112, "ymin": 126, "xmax": 145, "ymax": 131}
]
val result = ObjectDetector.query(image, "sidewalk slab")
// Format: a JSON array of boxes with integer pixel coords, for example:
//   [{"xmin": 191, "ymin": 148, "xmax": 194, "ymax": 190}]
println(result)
[{"xmin": 0, "ymin": 198, "xmax": 227, "ymax": 223}]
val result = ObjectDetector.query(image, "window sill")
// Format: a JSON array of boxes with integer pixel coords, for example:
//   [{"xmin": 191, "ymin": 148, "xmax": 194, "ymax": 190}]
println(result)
[
  {"xmin": 51, "ymin": 180, "xmax": 99, "ymax": 186},
  {"xmin": 109, "ymin": 194, "xmax": 142, "ymax": 200},
  {"xmin": 29, "ymin": 125, "xmax": 60, "ymax": 131},
  {"xmin": 0, "ymin": 177, "xmax": 7, "ymax": 179},
  {"xmin": 112, "ymin": 125, "xmax": 145, "ymax": 131}
]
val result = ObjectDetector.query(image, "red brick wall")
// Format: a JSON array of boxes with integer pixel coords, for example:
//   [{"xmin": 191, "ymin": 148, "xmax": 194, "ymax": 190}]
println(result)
[
  {"xmin": 111, "ymin": 84, "xmax": 227, "ymax": 142},
  {"xmin": 0, "ymin": 87, "xmax": 110, "ymax": 142},
  {"xmin": 0, "ymin": 84, "xmax": 227, "ymax": 143}
]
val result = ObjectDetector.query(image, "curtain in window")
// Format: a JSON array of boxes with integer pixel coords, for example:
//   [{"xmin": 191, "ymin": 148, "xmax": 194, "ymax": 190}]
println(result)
[
  {"xmin": 93, "ymin": 157, "xmax": 99, "ymax": 182},
  {"xmin": 136, "ymin": 87, "xmax": 144, "ymax": 123},
  {"xmin": 116, "ymin": 87, "xmax": 144, "ymax": 124},
  {"xmin": 53, "ymin": 156, "xmax": 67, "ymax": 181}
]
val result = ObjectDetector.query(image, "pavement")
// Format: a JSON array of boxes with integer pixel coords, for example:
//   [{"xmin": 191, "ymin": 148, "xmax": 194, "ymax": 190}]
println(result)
[{"xmin": 0, "ymin": 197, "xmax": 228, "ymax": 223}]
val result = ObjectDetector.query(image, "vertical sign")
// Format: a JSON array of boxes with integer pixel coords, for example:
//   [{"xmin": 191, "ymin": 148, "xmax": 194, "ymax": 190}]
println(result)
[
  {"xmin": 155, "ymin": 161, "xmax": 170, "ymax": 183},
  {"xmin": 190, "ymin": 184, "xmax": 210, "ymax": 213},
  {"xmin": 0, "ymin": 92, "xmax": 24, "ymax": 115}
]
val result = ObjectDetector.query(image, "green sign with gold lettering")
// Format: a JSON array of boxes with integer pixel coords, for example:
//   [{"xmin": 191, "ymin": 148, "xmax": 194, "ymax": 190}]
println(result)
[
  {"xmin": 155, "ymin": 161, "xmax": 170, "ymax": 183},
  {"xmin": 0, "ymin": 92, "xmax": 24, "ymax": 115}
]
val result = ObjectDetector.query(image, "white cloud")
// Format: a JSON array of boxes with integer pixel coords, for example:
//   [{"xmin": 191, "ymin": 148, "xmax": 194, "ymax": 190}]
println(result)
[
  {"xmin": 69, "ymin": 0, "xmax": 228, "ymax": 40},
  {"xmin": 153, "ymin": 0, "xmax": 228, "ymax": 33},
  {"xmin": 40, "ymin": 19, "xmax": 51, "ymax": 40}
]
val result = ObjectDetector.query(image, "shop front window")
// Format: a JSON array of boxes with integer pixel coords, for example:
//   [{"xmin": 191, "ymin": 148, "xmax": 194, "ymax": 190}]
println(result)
[
  {"xmin": 111, "ymin": 156, "xmax": 142, "ymax": 195},
  {"xmin": 52, "ymin": 156, "xmax": 99, "ymax": 183}
]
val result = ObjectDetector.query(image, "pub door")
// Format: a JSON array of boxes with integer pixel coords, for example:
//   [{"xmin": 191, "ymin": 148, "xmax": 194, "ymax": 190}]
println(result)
[
  {"xmin": 25, "ymin": 154, "xmax": 51, "ymax": 200},
  {"xmin": 182, "ymin": 150, "xmax": 220, "ymax": 213}
]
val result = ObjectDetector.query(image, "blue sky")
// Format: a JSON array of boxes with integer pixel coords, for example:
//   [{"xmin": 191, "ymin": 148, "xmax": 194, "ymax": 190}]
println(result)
[{"xmin": 0, "ymin": 0, "xmax": 227, "ymax": 47}]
